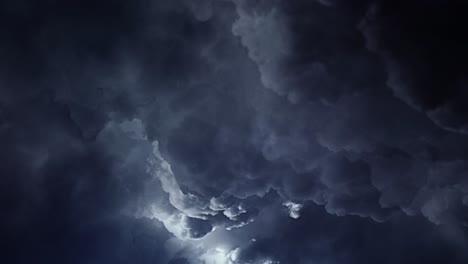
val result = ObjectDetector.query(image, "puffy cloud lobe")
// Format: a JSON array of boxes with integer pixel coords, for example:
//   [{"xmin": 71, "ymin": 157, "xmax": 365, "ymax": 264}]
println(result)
[
  {"xmin": 283, "ymin": 201, "xmax": 303, "ymax": 219},
  {"xmin": 232, "ymin": 0, "xmax": 290, "ymax": 97},
  {"xmin": 98, "ymin": 119, "xmax": 265, "ymax": 242},
  {"xmin": 138, "ymin": 130, "xmax": 263, "ymax": 239}
]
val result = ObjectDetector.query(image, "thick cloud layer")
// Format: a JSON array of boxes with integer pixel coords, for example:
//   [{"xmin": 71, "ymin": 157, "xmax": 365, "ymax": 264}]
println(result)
[
  {"xmin": 1, "ymin": 0, "xmax": 468, "ymax": 263},
  {"xmin": 360, "ymin": 0, "xmax": 468, "ymax": 133}
]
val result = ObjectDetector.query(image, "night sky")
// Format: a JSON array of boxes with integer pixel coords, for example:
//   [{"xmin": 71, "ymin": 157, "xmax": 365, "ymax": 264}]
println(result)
[{"xmin": 2, "ymin": 1, "xmax": 468, "ymax": 263}]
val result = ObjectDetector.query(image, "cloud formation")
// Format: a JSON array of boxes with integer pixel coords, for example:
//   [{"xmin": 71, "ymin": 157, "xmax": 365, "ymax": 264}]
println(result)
[{"xmin": 1, "ymin": 0, "xmax": 468, "ymax": 263}]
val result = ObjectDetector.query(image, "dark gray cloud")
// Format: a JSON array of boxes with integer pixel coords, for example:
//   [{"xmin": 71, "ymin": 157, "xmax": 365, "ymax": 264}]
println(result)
[
  {"xmin": 1, "ymin": 0, "xmax": 468, "ymax": 263},
  {"xmin": 232, "ymin": 0, "xmax": 468, "ymax": 226},
  {"xmin": 229, "ymin": 202, "xmax": 468, "ymax": 264},
  {"xmin": 360, "ymin": 0, "xmax": 468, "ymax": 134}
]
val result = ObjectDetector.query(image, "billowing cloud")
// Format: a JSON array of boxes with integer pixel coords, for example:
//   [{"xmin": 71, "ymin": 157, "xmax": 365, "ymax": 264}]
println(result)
[
  {"xmin": 359, "ymin": 1, "xmax": 468, "ymax": 134},
  {"xmin": 1, "ymin": 0, "xmax": 468, "ymax": 263}
]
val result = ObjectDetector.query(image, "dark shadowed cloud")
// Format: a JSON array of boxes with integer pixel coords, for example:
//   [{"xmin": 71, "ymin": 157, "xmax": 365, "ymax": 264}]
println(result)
[{"xmin": 1, "ymin": 0, "xmax": 468, "ymax": 263}]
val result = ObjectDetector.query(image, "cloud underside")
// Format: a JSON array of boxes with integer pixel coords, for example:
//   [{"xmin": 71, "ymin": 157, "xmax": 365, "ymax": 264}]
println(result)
[{"xmin": 1, "ymin": 0, "xmax": 468, "ymax": 263}]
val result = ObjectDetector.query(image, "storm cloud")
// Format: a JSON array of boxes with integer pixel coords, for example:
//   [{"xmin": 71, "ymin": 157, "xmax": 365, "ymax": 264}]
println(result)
[{"xmin": 1, "ymin": 0, "xmax": 468, "ymax": 263}]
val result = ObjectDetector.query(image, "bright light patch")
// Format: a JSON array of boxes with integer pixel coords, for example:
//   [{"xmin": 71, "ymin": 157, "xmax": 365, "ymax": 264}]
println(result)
[
  {"xmin": 283, "ymin": 201, "xmax": 303, "ymax": 219},
  {"xmin": 200, "ymin": 247, "xmax": 241, "ymax": 264}
]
